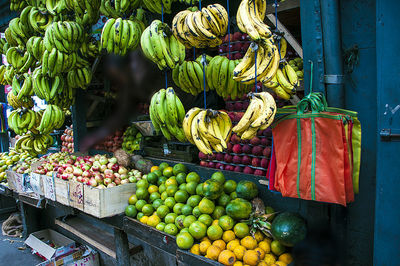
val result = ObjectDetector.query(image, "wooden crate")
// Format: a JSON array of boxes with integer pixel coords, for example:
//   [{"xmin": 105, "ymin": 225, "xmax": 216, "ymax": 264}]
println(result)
[
  {"xmin": 83, "ymin": 183, "xmax": 136, "ymax": 218},
  {"xmin": 30, "ymin": 173, "xmax": 44, "ymax": 196},
  {"xmin": 68, "ymin": 181, "xmax": 84, "ymax": 211},
  {"xmin": 54, "ymin": 178, "xmax": 70, "ymax": 206},
  {"xmin": 6, "ymin": 171, "xmax": 25, "ymax": 193},
  {"xmin": 143, "ymin": 137, "xmax": 198, "ymax": 163},
  {"xmin": 42, "ymin": 175, "xmax": 56, "ymax": 201}
]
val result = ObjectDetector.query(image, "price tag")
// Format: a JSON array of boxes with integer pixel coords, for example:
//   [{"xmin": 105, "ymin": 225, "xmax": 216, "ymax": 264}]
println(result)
[
  {"xmin": 30, "ymin": 173, "xmax": 44, "ymax": 196},
  {"xmin": 43, "ymin": 175, "xmax": 56, "ymax": 201},
  {"xmin": 163, "ymin": 144, "xmax": 171, "ymax": 155}
]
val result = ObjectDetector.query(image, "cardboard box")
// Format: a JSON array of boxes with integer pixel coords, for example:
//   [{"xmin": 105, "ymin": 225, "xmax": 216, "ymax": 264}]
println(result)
[
  {"xmin": 37, "ymin": 245, "xmax": 99, "ymax": 266},
  {"xmin": 25, "ymin": 229, "xmax": 76, "ymax": 261}
]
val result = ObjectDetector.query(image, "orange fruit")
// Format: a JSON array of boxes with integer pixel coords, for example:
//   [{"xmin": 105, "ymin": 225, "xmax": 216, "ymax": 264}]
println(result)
[
  {"xmin": 257, "ymin": 261, "xmax": 268, "ymax": 266},
  {"xmin": 222, "ymin": 230, "xmax": 236, "ymax": 243},
  {"xmin": 199, "ymin": 198, "xmax": 215, "ymax": 214},
  {"xmin": 233, "ymin": 262, "xmax": 243, "ymax": 266},
  {"xmin": 176, "ymin": 232, "xmax": 194, "ymax": 249},
  {"xmin": 264, "ymin": 238, "xmax": 273, "ymax": 245},
  {"xmin": 218, "ymin": 250, "xmax": 236, "ymax": 266},
  {"xmin": 213, "ymin": 239, "xmax": 226, "ymax": 251},
  {"xmin": 158, "ymin": 162, "xmax": 169, "ymax": 171},
  {"xmin": 206, "ymin": 245, "xmax": 222, "ymax": 261},
  {"xmin": 234, "ymin": 223, "xmax": 250, "ymax": 239},
  {"xmin": 163, "ymin": 166, "xmax": 173, "ymax": 177},
  {"xmin": 190, "ymin": 244, "xmax": 200, "ymax": 255},
  {"xmin": 147, "ymin": 214, "xmax": 161, "ymax": 227},
  {"xmin": 186, "ymin": 172, "xmax": 200, "ymax": 183},
  {"xmin": 243, "ymin": 250, "xmax": 260, "ymax": 266},
  {"xmin": 172, "ymin": 163, "xmax": 187, "ymax": 175},
  {"xmin": 258, "ymin": 240, "xmax": 271, "ymax": 254},
  {"xmin": 254, "ymin": 247, "xmax": 265, "ymax": 260},
  {"xmin": 199, "ymin": 240, "xmax": 212, "ymax": 255},
  {"xmin": 150, "ymin": 166, "xmax": 159, "ymax": 172},
  {"xmin": 201, "ymin": 236, "xmax": 211, "ymax": 242},
  {"xmin": 219, "ymin": 215, "xmax": 235, "ymax": 230},
  {"xmin": 278, "ymin": 253, "xmax": 293, "ymax": 264},
  {"xmin": 139, "ymin": 215, "xmax": 148, "ymax": 224},
  {"xmin": 125, "ymin": 205, "xmax": 137, "ymax": 217},
  {"xmin": 233, "ymin": 245, "xmax": 246, "ymax": 260},
  {"xmin": 198, "ymin": 214, "xmax": 213, "ymax": 226},
  {"xmin": 253, "ymin": 230, "xmax": 264, "ymax": 242},
  {"xmin": 263, "ymin": 254, "xmax": 277, "ymax": 265},
  {"xmin": 223, "ymin": 180, "xmax": 237, "ymax": 194},
  {"xmin": 241, "ymin": 236, "xmax": 258, "ymax": 250},
  {"xmin": 207, "ymin": 224, "xmax": 223, "ymax": 240},
  {"xmin": 165, "ymin": 178, "xmax": 178, "ymax": 187},
  {"xmin": 227, "ymin": 239, "xmax": 240, "ymax": 251}
]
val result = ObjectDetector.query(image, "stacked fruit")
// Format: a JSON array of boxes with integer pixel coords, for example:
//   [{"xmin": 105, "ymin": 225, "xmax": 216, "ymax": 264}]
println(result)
[
  {"xmin": 149, "ymin": 88, "xmax": 186, "ymax": 142},
  {"xmin": 172, "ymin": 4, "xmax": 228, "ymax": 48},
  {"xmin": 218, "ymin": 32, "xmax": 251, "ymax": 60},
  {"xmin": 61, "ymin": 126, "xmax": 74, "ymax": 153},
  {"xmin": 288, "ymin": 57, "xmax": 304, "ymax": 79},
  {"xmin": 100, "ymin": 17, "xmax": 144, "ymax": 56},
  {"xmin": 8, "ymin": 150, "xmax": 38, "ymax": 175},
  {"xmin": 183, "ymin": 108, "xmax": 232, "ymax": 155},
  {"xmin": 94, "ymin": 129, "xmax": 124, "ymax": 153},
  {"xmin": 122, "ymin": 125, "xmax": 142, "ymax": 153},
  {"xmin": 141, "ymin": 20, "xmax": 185, "ymax": 70},
  {"xmin": 125, "ymin": 163, "xmax": 302, "ymax": 265}
]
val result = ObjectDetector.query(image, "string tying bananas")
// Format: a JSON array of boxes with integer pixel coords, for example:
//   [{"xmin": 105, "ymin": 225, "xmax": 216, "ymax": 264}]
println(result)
[
  {"xmin": 141, "ymin": 20, "xmax": 186, "ymax": 70},
  {"xmin": 233, "ymin": 92, "xmax": 277, "ymax": 140},
  {"xmin": 100, "ymin": 17, "xmax": 143, "ymax": 56},
  {"xmin": 172, "ymin": 4, "xmax": 228, "ymax": 48},
  {"xmin": 183, "ymin": 108, "xmax": 232, "ymax": 155},
  {"xmin": 44, "ymin": 21, "xmax": 84, "ymax": 53},
  {"xmin": 7, "ymin": 91, "xmax": 34, "ymax": 109},
  {"xmin": 100, "ymin": 0, "xmax": 141, "ymax": 18},
  {"xmin": 8, "ymin": 109, "xmax": 41, "ymax": 135},
  {"xmin": 237, "ymin": 0, "xmax": 271, "ymax": 41},
  {"xmin": 14, "ymin": 132, "xmax": 54, "ymax": 156},
  {"xmin": 12, "ymin": 74, "xmax": 34, "ymax": 100},
  {"xmin": 149, "ymin": 88, "xmax": 186, "ymax": 142}
]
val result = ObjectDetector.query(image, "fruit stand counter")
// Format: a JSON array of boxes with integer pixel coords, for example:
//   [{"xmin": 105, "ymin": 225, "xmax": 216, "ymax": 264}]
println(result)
[{"xmin": 176, "ymin": 249, "xmax": 221, "ymax": 266}]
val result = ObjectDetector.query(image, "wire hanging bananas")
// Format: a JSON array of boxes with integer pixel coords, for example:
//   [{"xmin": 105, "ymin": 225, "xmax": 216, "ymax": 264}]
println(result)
[
  {"xmin": 183, "ymin": 108, "xmax": 232, "ymax": 155},
  {"xmin": 172, "ymin": 4, "xmax": 228, "ymax": 48},
  {"xmin": 149, "ymin": 88, "xmax": 187, "ymax": 142},
  {"xmin": 237, "ymin": 0, "xmax": 271, "ymax": 41},
  {"xmin": 100, "ymin": 17, "xmax": 143, "ymax": 56},
  {"xmin": 141, "ymin": 20, "xmax": 186, "ymax": 70},
  {"xmin": 233, "ymin": 92, "xmax": 277, "ymax": 140}
]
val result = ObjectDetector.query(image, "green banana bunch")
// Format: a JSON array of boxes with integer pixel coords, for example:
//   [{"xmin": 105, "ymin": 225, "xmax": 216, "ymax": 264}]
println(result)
[
  {"xmin": 28, "ymin": 7, "xmax": 54, "ymax": 34},
  {"xmin": 8, "ymin": 109, "xmax": 39, "ymax": 135},
  {"xmin": 41, "ymin": 47, "xmax": 77, "ymax": 77},
  {"xmin": 49, "ymin": 85, "xmax": 76, "ymax": 109},
  {"xmin": 140, "ymin": 20, "xmax": 185, "ymax": 70},
  {"xmin": 8, "ymin": 18, "xmax": 32, "ymax": 46},
  {"xmin": 26, "ymin": 0, "xmax": 46, "ymax": 8},
  {"xmin": 80, "ymin": 38, "xmax": 100, "ymax": 58},
  {"xmin": 149, "ymin": 88, "xmax": 186, "ymax": 142},
  {"xmin": 10, "ymin": 0, "xmax": 28, "ymax": 11},
  {"xmin": 0, "ymin": 38, "xmax": 8, "ymax": 54},
  {"xmin": 65, "ymin": 0, "xmax": 101, "ymax": 25},
  {"xmin": 7, "ymin": 90, "xmax": 34, "ymax": 109},
  {"xmin": 177, "ymin": 0, "xmax": 199, "ymax": 5},
  {"xmin": 288, "ymin": 57, "xmax": 304, "ymax": 79},
  {"xmin": 142, "ymin": 0, "xmax": 173, "ymax": 14},
  {"xmin": 46, "ymin": 0, "xmax": 67, "ymax": 15},
  {"xmin": 0, "ymin": 65, "xmax": 7, "ymax": 85},
  {"xmin": 4, "ymin": 66, "xmax": 16, "ymax": 85},
  {"xmin": 100, "ymin": 0, "xmax": 140, "ymax": 18},
  {"xmin": 14, "ymin": 132, "xmax": 54, "ymax": 156},
  {"xmin": 6, "ymin": 47, "xmax": 35, "ymax": 74},
  {"xmin": 172, "ymin": 59, "xmax": 208, "ymax": 96},
  {"xmin": 44, "ymin": 21, "xmax": 84, "ymax": 53},
  {"xmin": 100, "ymin": 18, "xmax": 143, "ymax": 56},
  {"xmin": 12, "ymin": 73, "xmax": 34, "ymax": 100},
  {"xmin": 4, "ymin": 28, "xmax": 18, "ymax": 47},
  {"xmin": 33, "ymin": 67, "xmax": 66, "ymax": 102},
  {"xmin": 37, "ymin": 104, "xmax": 65, "ymax": 134},
  {"xmin": 67, "ymin": 66, "xmax": 92, "ymax": 90},
  {"xmin": 26, "ymin": 36, "xmax": 45, "ymax": 60}
]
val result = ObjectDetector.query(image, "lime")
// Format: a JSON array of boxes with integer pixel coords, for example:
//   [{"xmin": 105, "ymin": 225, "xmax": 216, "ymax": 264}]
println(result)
[
  {"xmin": 160, "ymin": 191, "xmax": 168, "ymax": 200},
  {"xmin": 173, "ymin": 203, "xmax": 185, "ymax": 214},
  {"xmin": 174, "ymin": 190, "xmax": 189, "ymax": 203},
  {"xmin": 175, "ymin": 215, "xmax": 186, "ymax": 230},
  {"xmin": 166, "ymin": 185, "xmax": 178, "ymax": 196},
  {"xmin": 163, "ymin": 167, "xmax": 174, "ymax": 177},
  {"xmin": 173, "ymin": 163, "xmax": 187, "ymax": 175},
  {"xmin": 177, "ymin": 232, "xmax": 194, "ymax": 249},
  {"xmin": 135, "ymin": 187, "xmax": 149, "ymax": 200},
  {"xmin": 164, "ymin": 213, "xmax": 178, "ymax": 224},
  {"xmin": 211, "ymin": 172, "xmax": 225, "ymax": 184},
  {"xmin": 196, "ymin": 183, "xmax": 204, "ymax": 196},
  {"xmin": 153, "ymin": 169, "xmax": 163, "ymax": 178},
  {"xmin": 186, "ymin": 172, "xmax": 200, "ymax": 183},
  {"xmin": 159, "ymin": 162, "xmax": 169, "ymax": 172},
  {"xmin": 135, "ymin": 199, "xmax": 147, "ymax": 211},
  {"xmin": 164, "ymin": 223, "xmax": 178, "ymax": 236},
  {"xmin": 149, "ymin": 192, "xmax": 161, "ymax": 202},
  {"xmin": 166, "ymin": 178, "xmax": 178, "ymax": 187},
  {"xmin": 142, "ymin": 204, "xmax": 154, "ymax": 216},
  {"xmin": 137, "ymin": 179, "xmax": 149, "ymax": 189},
  {"xmin": 136, "ymin": 212, "xmax": 144, "ymax": 220},
  {"xmin": 212, "ymin": 206, "xmax": 225, "ymax": 219},
  {"xmin": 183, "ymin": 215, "xmax": 197, "ymax": 228},
  {"xmin": 164, "ymin": 197, "xmax": 176, "ymax": 209},
  {"xmin": 181, "ymin": 204, "xmax": 193, "ymax": 216},
  {"xmin": 147, "ymin": 172, "xmax": 158, "ymax": 184},
  {"xmin": 224, "ymin": 180, "xmax": 237, "ymax": 194},
  {"xmin": 217, "ymin": 193, "xmax": 231, "ymax": 207},
  {"xmin": 207, "ymin": 224, "xmax": 223, "ymax": 240},
  {"xmin": 192, "ymin": 206, "xmax": 201, "ymax": 217},
  {"xmin": 180, "ymin": 228, "xmax": 190, "ymax": 234},
  {"xmin": 158, "ymin": 184, "xmax": 166, "ymax": 193},
  {"xmin": 125, "ymin": 205, "xmax": 137, "ymax": 217},
  {"xmin": 148, "ymin": 185, "xmax": 158, "ymax": 194},
  {"xmin": 198, "ymin": 214, "xmax": 213, "ymax": 227},
  {"xmin": 187, "ymin": 195, "xmax": 201, "ymax": 207},
  {"xmin": 156, "ymin": 205, "xmax": 170, "ymax": 218},
  {"xmin": 179, "ymin": 183, "xmax": 187, "ymax": 191},
  {"xmin": 156, "ymin": 222, "xmax": 166, "ymax": 231},
  {"xmin": 152, "ymin": 199, "xmax": 164, "ymax": 209},
  {"xmin": 128, "ymin": 194, "xmax": 138, "ymax": 205},
  {"xmin": 198, "ymin": 198, "xmax": 215, "ymax": 214},
  {"xmin": 271, "ymin": 240, "xmax": 286, "ymax": 256},
  {"xmin": 230, "ymin": 191, "xmax": 238, "ymax": 199},
  {"xmin": 186, "ymin": 181, "xmax": 198, "ymax": 195},
  {"xmin": 189, "ymin": 221, "xmax": 207, "ymax": 239},
  {"xmin": 176, "ymin": 172, "xmax": 187, "ymax": 185},
  {"xmin": 218, "ymin": 215, "xmax": 234, "ymax": 230},
  {"xmin": 157, "ymin": 176, "xmax": 167, "ymax": 186},
  {"xmin": 234, "ymin": 223, "xmax": 250, "ymax": 238}
]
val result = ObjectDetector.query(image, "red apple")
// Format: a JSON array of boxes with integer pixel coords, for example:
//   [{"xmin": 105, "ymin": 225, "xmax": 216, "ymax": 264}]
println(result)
[
  {"xmin": 107, "ymin": 183, "xmax": 116, "ymax": 188},
  {"xmin": 232, "ymin": 144, "xmax": 242, "ymax": 154},
  {"xmin": 260, "ymin": 137, "xmax": 269, "ymax": 146},
  {"xmin": 198, "ymin": 152, "xmax": 207, "ymax": 160},
  {"xmin": 225, "ymin": 165, "xmax": 235, "ymax": 171},
  {"xmin": 82, "ymin": 170, "xmax": 92, "ymax": 178},
  {"xmin": 100, "ymin": 165, "xmax": 107, "ymax": 173},
  {"xmin": 114, "ymin": 178, "xmax": 121, "ymax": 185},
  {"xmin": 234, "ymin": 112, "xmax": 244, "ymax": 122},
  {"xmin": 251, "ymin": 157, "xmax": 261, "ymax": 167},
  {"xmin": 207, "ymin": 161, "xmax": 215, "ymax": 168},
  {"xmin": 254, "ymin": 169, "xmax": 265, "ymax": 176},
  {"xmin": 65, "ymin": 166, "xmax": 73, "ymax": 174},
  {"xmin": 111, "ymin": 164, "xmax": 120, "ymax": 172},
  {"xmin": 242, "ymin": 144, "xmax": 252, "ymax": 154},
  {"xmin": 252, "ymin": 146, "xmax": 263, "ymax": 156},
  {"xmin": 215, "ymin": 163, "xmax": 225, "ymax": 170},
  {"xmin": 224, "ymin": 154, "xmax": 233, "ymax": 163},
  {"xmin": 109, "ymin": 157, "xmax": 117, "ymax": 164},
  {"xmin": 215, "ymin": 153, "xmax": 224, "ymax": 161},
  {"xmin": 227, "ymin": 142, "xmax": 233, "ymax": 153},
  {"xmin": 230, "ymin": 134, "xmax": 241, "ymax": 144},
  {"xmin": 94, "ymin": 174, "xmax": 104, "ymax": 184},
  {"xmin": 261, "ymin": 158, "xmax": 269, "ymax": 169},
  {"xmin": 76, "ymin": 176, "xmax": 83, "ymax": 183},
  {"xmin": 263, "ymin": 147, "xmax": 271, "ymax": 157},
  {"xmin": 243, "ymin": 166, "xmax": 254, "ymax": 175},
  {"xmin": 99, "ymin": 156, "xmax": 108, "ymax": 165},
  {"xmin": 121, "ymin": 179, "xmax": 130, "ymax": 185},
  {"xmin": 234, "ymin": 166, "xmax": 243, "ymax": 172},
  {"xmin": 232, "ymin": 155, "xmax": 242, "ymax": 164},
  {"xmin": 250, "ymin": 136, "xmax": 261, "ymax": 146},
  {"xmin": 104, "ymin": 178, "xmax": 112, "ymax": 186},
  {"xmin": 73, "ymin": 167, "xmax": 83, "ymax": 176},
  {"xmin": 89, "ymin": 178, "xmax": 97, "ymax": 187},
  {"xmin": 118, "ymin": 166, "xmax": 128, "ymax": 175},
  {"xmin": 242, "ymin": 155, "xmax": 252, "ymax": 165},
  {"xmin": 200, "ymin": 160, "xmax": 208, "ymax": 167}
]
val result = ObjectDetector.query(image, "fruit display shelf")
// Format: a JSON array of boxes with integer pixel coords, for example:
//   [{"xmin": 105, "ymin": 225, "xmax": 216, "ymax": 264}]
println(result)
[{"xmin": 176, "ymin": 249, "xmax": 221, "ymax": 266}]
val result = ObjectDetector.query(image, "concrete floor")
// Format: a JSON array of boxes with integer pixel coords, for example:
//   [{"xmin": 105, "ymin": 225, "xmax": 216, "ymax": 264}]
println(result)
[{"xmin": 0, "ymin": 220, "xmax": 43, "ymax": 266}]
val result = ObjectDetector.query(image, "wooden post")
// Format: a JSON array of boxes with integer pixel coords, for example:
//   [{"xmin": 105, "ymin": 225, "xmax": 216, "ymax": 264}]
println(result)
[{"xmin": 114, "ymin": 227, "xmax": 131, "ymax": 266}]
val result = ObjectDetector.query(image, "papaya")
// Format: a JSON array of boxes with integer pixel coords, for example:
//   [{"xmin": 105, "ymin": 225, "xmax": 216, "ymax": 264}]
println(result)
[
  {"xmin": 226, "ymin": 198, "xmax": 252, "ymax": 220},
  {"xmin": 202, "ymin": 179, "xmax": 223, "ymax": 200},
  {"xmin": 271, "ymin": 212, "xmax": 307, "ymax": 247},
  {"xmin": 236, "ymin": 180, "xmax": 258, "ymax": 200}
]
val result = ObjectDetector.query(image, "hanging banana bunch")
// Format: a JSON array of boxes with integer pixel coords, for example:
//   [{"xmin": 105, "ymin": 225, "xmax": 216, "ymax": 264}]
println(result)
[
  {"xmin": 100, "ymin": 0, "xmax": 141, "ymax": 18},
  {"xmin": 6, "ymin": 47, "xmax": 35, "ymax": 74},
  {"xmin": 7, "ymin": 90, "xmax": 34, "ymax": 109},
  {"xmin": 26, "ymin": 36, "xmax": 45, "ymax": 61},
  {"xmin": 12, "ymin": 74, "xmax": 34, "ymax": 100}
]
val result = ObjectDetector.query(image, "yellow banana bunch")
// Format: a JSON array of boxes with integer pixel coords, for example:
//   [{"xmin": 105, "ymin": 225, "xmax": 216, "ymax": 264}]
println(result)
[
  {"xmin": 172, "ymin": 4, "xmax": 228, "ymax": 48},
  {"xmin": 233, "ymin": 92, "xmax": 277, "ymax": 140},
  {"xmin": 149, "ymin": 88, "xmax": 186, "ymax": 142},
  {"xmin": 7, "ymin": 92, "xmax": 34, "ymax": 109},
  {"xmin": 183, "ymin": 108, "xmax": 232, "ymax": 155},
  {"xmin": 100, "ymin": 18, "xmax": 143, "ymax": 56},
  {"xmin": 141, "ymin": 20, "xmax": 186, "ymax": 70},
  {"xmin": 237, "ymin": 0, "xmax": 271, "ymax": 41},
  {"xmin": 264, "ymin": 62, "xmax": 299, "ymax": 100},
  {"xmin": 14, "ymin": 132, "xmax": 54, "ymax": 156},
  {"xmin": 233, "ymin": 40, "xmax": 280, "ymax": 85}
]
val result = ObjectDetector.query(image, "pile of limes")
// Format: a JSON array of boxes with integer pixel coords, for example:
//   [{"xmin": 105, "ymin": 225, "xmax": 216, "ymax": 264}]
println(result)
[{"xmin": 125, "ymin": 162, "xmax": 293, "ymax": 266}]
